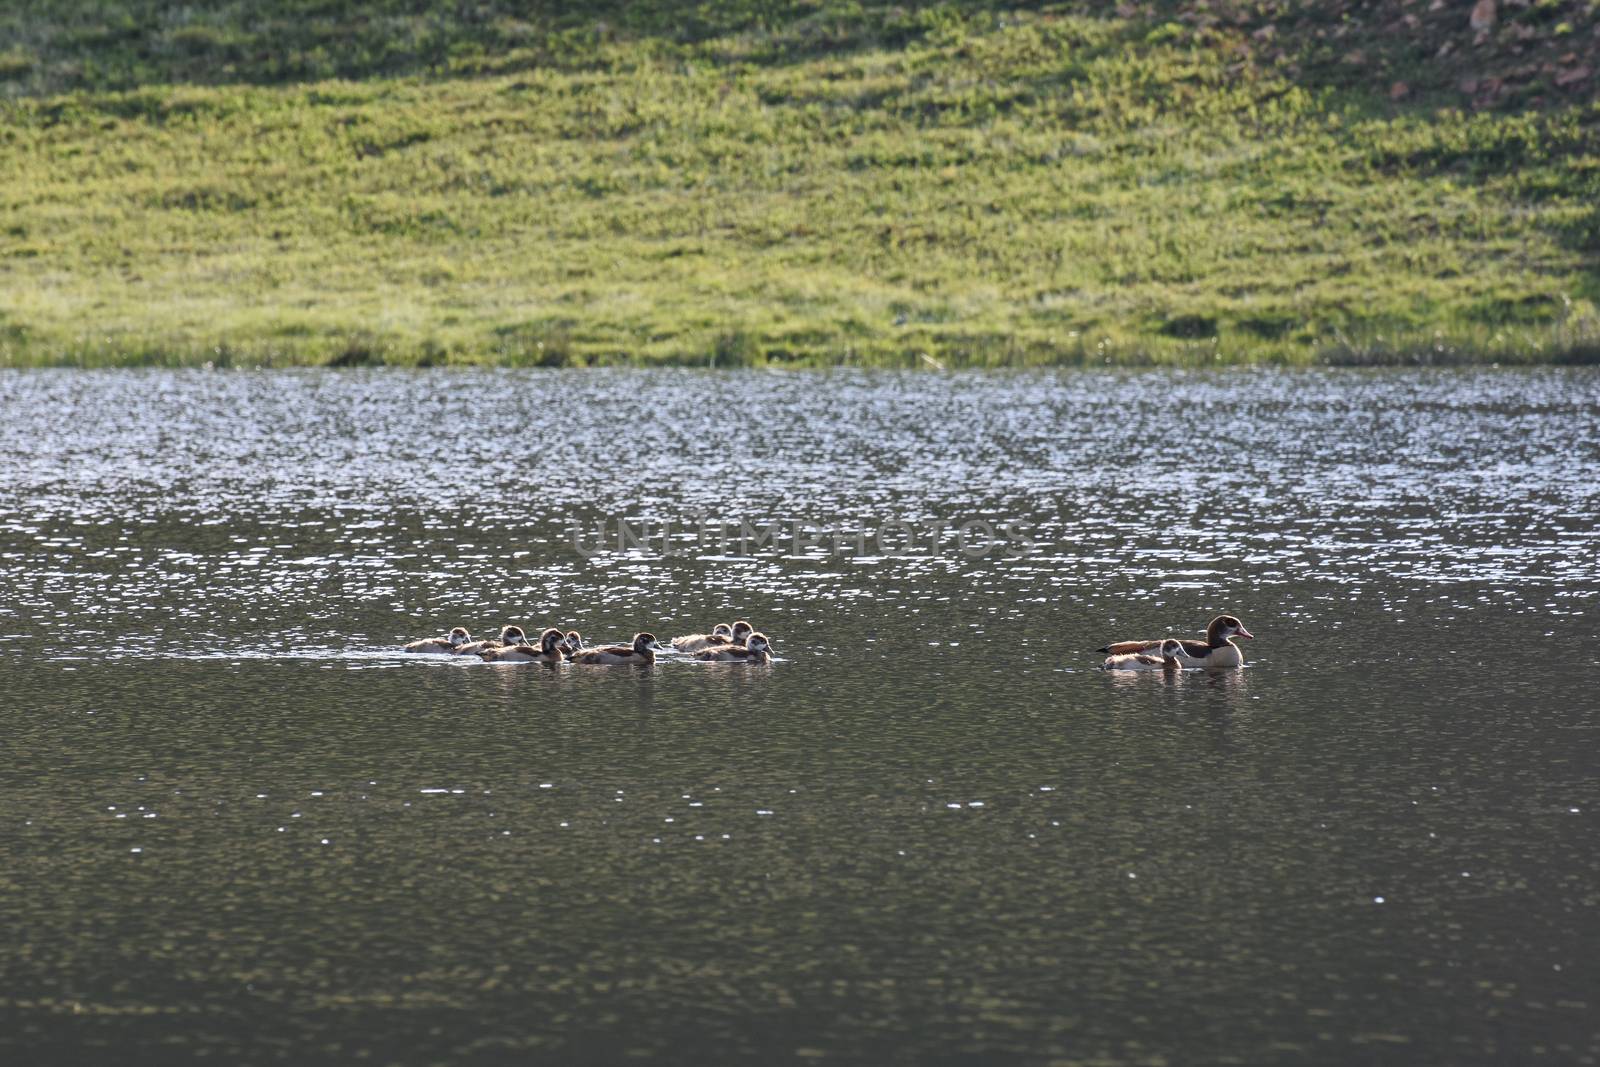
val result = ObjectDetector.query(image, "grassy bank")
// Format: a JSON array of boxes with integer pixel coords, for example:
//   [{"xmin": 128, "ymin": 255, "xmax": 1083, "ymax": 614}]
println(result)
[{"xmin": 2, "ymin": 2, "xmax": 1597, "ymax": 367}]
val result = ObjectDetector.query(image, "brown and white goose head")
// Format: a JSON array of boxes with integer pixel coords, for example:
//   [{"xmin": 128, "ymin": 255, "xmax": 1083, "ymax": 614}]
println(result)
[
  {"xmin": 1167, "ymin": 616, "xmax": 1253, "ymax": 668},
  {"xmin": 1206, "ymin": 615, "xmax": 1253, "ymax": 646}
]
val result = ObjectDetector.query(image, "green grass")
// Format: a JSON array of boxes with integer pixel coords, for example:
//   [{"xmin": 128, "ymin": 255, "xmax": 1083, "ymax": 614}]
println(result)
[{"xmin": 1, "ymin": 2, "xmax": 1597, "ymax": 367}]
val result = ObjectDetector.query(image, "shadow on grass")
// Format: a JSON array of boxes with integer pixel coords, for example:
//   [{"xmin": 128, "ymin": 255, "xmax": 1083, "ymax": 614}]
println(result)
[
  {"xmin": 0, "ymin": 0, "xmax": 1056, "ymax": 95},
  {"xmin": 9, "ymin": 1, "xmax": 1593, "ymax": 105}
]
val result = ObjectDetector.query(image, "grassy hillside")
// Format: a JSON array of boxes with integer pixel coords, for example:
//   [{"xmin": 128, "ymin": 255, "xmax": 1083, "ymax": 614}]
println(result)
[{"xmin": 1, "ymin": 1, "xmax": 1597, "ymax": 367}]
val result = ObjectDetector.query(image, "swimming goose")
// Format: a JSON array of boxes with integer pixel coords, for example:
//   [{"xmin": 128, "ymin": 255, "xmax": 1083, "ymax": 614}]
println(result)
[
  {"xmin": 693, "ymin": 632, "xmax": 774, "ymax": 664},
  {"xmin": 1098, "ymin": 615, "xmax": 1254, "ymax": 669},
  {"xmin": 457, "ymin": 625, "xmax": 527, "ymax": 656},
  {"xmin": 570, "ymin": 632, "xmax": 664, "ymax": 665},
  {"xmin": 560, "ymin": 630, "xmax": 584, "ymax": 660},
  {"xmin": 405, "ymin": 626, "xmax": 472, "ymax": 654},
  {"xmin": 1101, "ymin": 638, "xmax": 1185, "ymax": 672},
  {"xmin": 670, "ymin": 622, "xmax": 734, "ymax": 653},
  {"xmin": 480, "ymin": 626, "xmax": 566, "ymax": 664}
]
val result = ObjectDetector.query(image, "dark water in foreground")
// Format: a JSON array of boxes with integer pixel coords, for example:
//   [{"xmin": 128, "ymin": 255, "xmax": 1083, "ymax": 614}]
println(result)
[{"xmin": 1, "ymin": 368, "xmax": 1597, "ymax": 1066}]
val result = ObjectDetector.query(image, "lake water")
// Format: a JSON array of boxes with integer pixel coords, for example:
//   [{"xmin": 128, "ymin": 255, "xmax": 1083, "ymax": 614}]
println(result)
[{"xmin": 1, "ymin": 368, "xmax": 1596, "ymax": 1065}]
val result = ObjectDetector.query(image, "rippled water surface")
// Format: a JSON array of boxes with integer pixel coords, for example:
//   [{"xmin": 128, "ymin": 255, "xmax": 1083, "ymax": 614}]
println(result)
[{"xmin": 2, "ymin": 368, "xmax": 1597, "ymax": 1065}]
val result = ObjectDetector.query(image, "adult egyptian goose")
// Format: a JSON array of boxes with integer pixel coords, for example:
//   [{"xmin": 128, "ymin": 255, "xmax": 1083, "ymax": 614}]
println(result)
[
  {"xmin": 570, "ymin": 632, "xmax": 664, "ymax": 665},
  {"xmin": 405, "ymin": 626, "xmax": 472, "ymax": 654},
  {"xmin": 1098, "ymin": 615, "xmax": 1254, "ymax": 668},
  {"xmin": 1101, "ymin": 638, "xmax": 1185, "ymax": 672}
]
